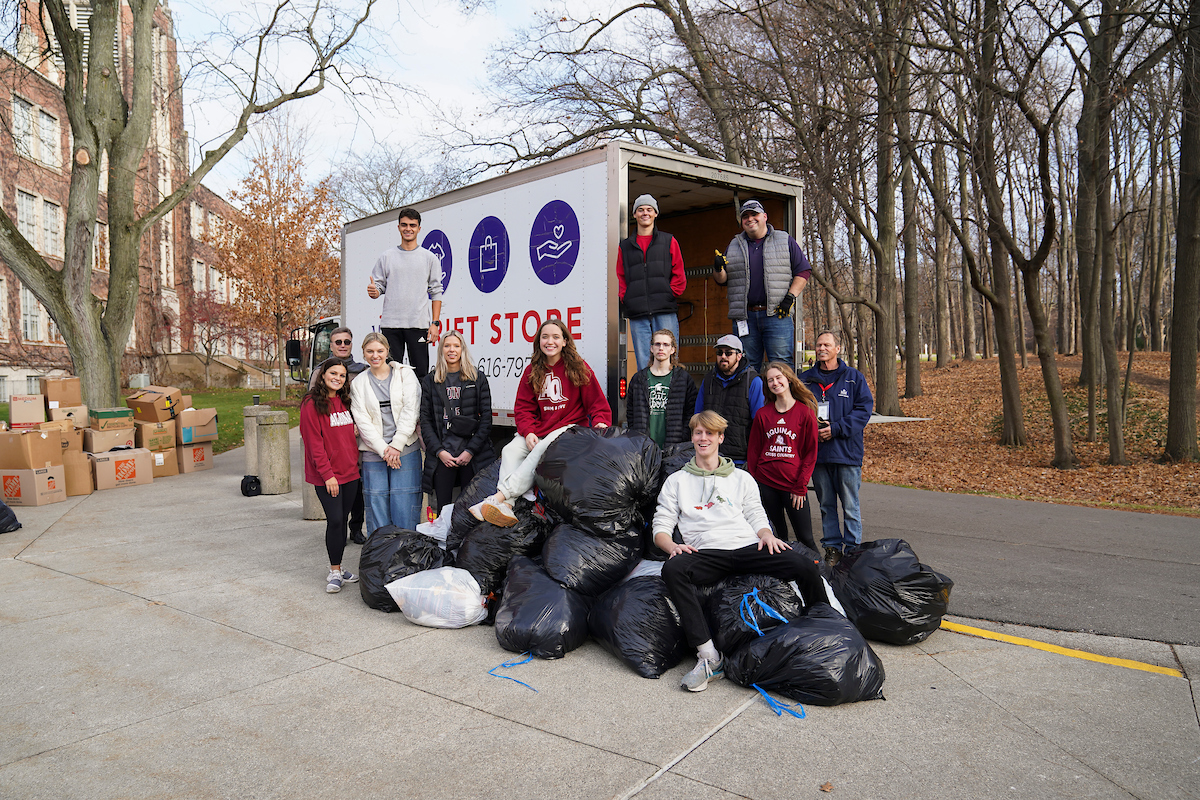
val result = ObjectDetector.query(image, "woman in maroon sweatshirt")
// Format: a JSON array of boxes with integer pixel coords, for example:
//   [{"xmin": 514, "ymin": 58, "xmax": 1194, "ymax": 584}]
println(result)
[
  {"xmin": 746, "ymin": 361, "xmax": 820, "ymax": 553},
  {"xmin": 472, "ymin": 318, "xmax": 611, "ymax": 527},
  {"xmin": 301, "ymin": 358, "xmax": 362, "ymax": 593}
]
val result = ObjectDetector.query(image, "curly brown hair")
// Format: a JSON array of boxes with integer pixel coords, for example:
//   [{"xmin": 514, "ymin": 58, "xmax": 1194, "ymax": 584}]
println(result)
[
  {"xmin": 303, "ymin": 358, "xmax": 352, "ymax": 417},
  {"xmin": 527, "ymin": 318, "xmax": 592, "ymax": 392}
]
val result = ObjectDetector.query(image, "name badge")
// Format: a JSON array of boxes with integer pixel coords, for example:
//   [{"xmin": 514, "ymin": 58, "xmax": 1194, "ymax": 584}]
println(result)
[
  {"xmin": 817, "ymin": 401, "xmax": 830, "ymax": 421},
  {"xmin": 736, "ymin": 320, "xmax": 749, "ymax": 337}
]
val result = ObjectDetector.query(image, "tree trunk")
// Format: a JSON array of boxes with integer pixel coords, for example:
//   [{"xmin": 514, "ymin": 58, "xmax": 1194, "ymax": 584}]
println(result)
[
  {"xmin": 1098, "ymin": 137, "xmax": 1126, "ymax": 464},
  {"xmin": 899, "ymin": 59, "xmax": 921, "ymax": 397},
  {"xmin": 959, "ymin": 104, "xmax": 977, "ymax": 361},
  {"xmin": 933, "ymin": 141, "xmax": 952, "ymax": 367},
  {"xmin": 1023, "ymin": 265, "xmax": 1076, "ymax": 467}
]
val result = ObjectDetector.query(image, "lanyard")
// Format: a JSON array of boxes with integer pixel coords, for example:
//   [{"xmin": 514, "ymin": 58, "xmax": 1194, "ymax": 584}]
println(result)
[{"xmin": 817, "ymin": 382, "xmax": 834, "ymax": 401}]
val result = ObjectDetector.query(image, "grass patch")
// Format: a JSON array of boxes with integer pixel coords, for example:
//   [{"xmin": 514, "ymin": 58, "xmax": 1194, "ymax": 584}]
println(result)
[{"xmin": 187, "ymin": 388, "xmax": 305, "ymax": 455}]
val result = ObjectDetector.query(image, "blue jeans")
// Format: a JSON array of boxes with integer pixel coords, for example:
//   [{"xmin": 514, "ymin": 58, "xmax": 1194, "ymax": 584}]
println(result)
[
  {"xmin": 361, "ymin": 451, "xmax": 422, "ymax": 534},
  {"xmin": 629, "ymin": 313, "xmax": 680, "ymax": 371},
  {"xmin": 738, "ymin": 310, "xmax": 794, "ymax": 373},
  {"xmin": 810, "ymin": 463, "xmax": 862, "ymax": 551}
]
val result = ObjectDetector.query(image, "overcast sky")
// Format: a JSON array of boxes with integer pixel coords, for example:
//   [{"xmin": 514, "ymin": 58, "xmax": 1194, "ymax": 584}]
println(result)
[{"xmin": 169, "ymin": 0, "xmax": 533, "ymax": 197}]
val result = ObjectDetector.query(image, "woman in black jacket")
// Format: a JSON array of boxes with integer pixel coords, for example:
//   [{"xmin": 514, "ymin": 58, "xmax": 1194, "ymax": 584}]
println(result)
[
  {"xmin": 625, "ymin": 329, "xmax": 699, "ymax": 449},
  {"xmin": 420, "ymin": 331, "xmax": 497, "ymax": 513}
]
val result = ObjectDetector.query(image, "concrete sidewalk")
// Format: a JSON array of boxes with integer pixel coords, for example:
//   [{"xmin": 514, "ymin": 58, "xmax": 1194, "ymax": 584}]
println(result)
[{"xmin": 2, "ymin": 431, "xmax": 1198, "ymax": 799}]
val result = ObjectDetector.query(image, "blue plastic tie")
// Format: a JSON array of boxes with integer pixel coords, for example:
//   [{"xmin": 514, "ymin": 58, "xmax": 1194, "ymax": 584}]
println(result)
[
  {"xmin": 488, "ymin": 652, "xmax": 539, "ymax": 692},
  {"xmin": 752, "ymin": 684, "xmax": 806, "ymax": 719},
  {"xmin": 739, "ymin": 588, "xmax": 790, "ymax": 637}
]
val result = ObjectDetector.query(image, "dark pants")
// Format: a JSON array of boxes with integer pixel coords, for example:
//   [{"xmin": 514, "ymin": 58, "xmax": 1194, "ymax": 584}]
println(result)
[
  {"xmin": 661, "ymin": 543, "xmax": 828, "ymax": 650},
  {"xmin": 349, "ymin": 478, "xmax": 365, "ymax": 534},
  {"xmin": 314, "ymin": 479, "xmax": 360, "ymax": 567},
  {"xmin": 758, "ymin": 483, "xmax": 816, "ymax": 551},
  {"xmin": 431, "ymin": 460, "xmax": 480, "ymax": 512},
  {"xmin": 382, "ymin": 327, "xmax": 429, "ymax": 376}
]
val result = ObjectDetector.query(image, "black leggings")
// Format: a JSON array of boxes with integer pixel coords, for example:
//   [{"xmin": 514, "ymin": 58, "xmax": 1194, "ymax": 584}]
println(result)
[
  {"xmin": 381, "ymin": 327, "xmax": 429, "ymax": 376},
  {"xmin": 431, "ymin": 460, "xmax": 480, "ymax": 513},
  {"xmin": 315, "ymin": 479, "xmax": 360, "ymax": 567},
  {"xmin": 758, "ymin": 482, "xmax": 817, "ymax": 551}
]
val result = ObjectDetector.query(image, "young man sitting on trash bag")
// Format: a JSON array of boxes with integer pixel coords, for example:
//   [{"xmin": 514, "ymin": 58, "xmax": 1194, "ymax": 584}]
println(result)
[{"xmin": 653, "ymin": 410, "xmax": 829, "ymax": 692}]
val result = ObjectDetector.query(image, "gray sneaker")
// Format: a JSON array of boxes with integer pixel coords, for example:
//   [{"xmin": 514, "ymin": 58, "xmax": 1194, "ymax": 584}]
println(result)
[
  {"xmin": 326, "ymin": 570, "xmax": 344, "ymax": 593},
  {"xmin": 681, "ymin": 657, "xmax": 724, "ymax": 692}
]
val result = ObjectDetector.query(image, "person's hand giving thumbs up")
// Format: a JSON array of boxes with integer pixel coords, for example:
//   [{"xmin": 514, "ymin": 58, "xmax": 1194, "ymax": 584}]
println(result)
[{"xmin": 367, "ymin": 276, "xmax": 380, "ymax": 299}]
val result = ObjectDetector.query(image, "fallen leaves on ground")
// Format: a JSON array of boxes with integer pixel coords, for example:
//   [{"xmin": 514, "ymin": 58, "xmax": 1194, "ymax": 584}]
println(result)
[{"xmin": 862, "ymin": 352, "xmax": 1200, "ymax": 515}]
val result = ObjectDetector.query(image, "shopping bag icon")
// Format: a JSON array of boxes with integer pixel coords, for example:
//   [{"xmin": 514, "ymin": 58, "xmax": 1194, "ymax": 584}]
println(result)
[{"xmin": 479, "ymin": 235, "xmax": 499, "ymax": 273}]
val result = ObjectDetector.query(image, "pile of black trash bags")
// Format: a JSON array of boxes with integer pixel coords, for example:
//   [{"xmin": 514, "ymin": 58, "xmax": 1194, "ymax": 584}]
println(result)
[{"xmin": 358, "ymin": 428, "xmax": 955, "ymax": 707}]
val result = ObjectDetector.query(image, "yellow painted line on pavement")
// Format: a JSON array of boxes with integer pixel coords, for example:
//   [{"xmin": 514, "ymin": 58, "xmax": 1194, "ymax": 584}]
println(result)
[{"xmin": 939, "ymin": 620, "xmax": 1184, "ymax": 678}]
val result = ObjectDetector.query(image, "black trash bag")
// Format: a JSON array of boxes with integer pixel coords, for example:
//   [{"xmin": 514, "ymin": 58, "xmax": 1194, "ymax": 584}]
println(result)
[
  {"xmin": 588, "ymin": 576, "xmax": 688, "ymax": 678},
  {"xmin": 448, "ymin": 461, "xmax": 501, "ymax": 551},
  {"xmin": 659, "ymin": 442, "xmax": 694, "ymax": 480},
  {"xmin": 827, "ymin": 538, "xmax": 954, "ymax": 645},
  {"xmin": 535, "ymin": 427, "xmax": 662, "ymax": 537},
  {"xmin": 542, "ymin": 523, "xmax": 643, "ymax": 597},
  {"xmin": 494, "ymin": 556, "xmax": 592, "ymax": 659},
  {"xmin": 358, "ymin": 528, "xmax": 448, "ymax": 612},
  {"xmin": 703, "ymin": 574, "xmax": 803, "ymax": 656},
  {"xmin": 724, "ymin": 603, "xmax": 886, "ymax": 706},
  {"xmin": 0, "ymin": 500, "xmax": 21, "ymax": 534},
  {"xmin": 455, "ymin": 515, "xmax": 550, "ymax": 596}
]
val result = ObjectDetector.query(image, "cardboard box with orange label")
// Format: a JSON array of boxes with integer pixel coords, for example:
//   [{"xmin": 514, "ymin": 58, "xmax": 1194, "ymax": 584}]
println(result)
[
  {"xmin": 83, "ymin": 428, "xmax": 137, "ymax": 454},
  {"xmin": 177, "ymin": 442, "xmax": 214, "ymax": 473},
  {"xmin": 49, "ymin": 405, "xmax": 89, "ymax": 428},
  {"xmin": 0, "ymin": 429, "xmax": 63, "ymax": 470},
  {"xmin": 150, "ymin": 447, "xmax": 180, "ymax": 478},
  {"xmin": 176, "ymin": 408, "xmax": 218, "ymax": 445},
  {"xmin": 39, "ymin": 377, "xmax": 82, "ymax": 410},
  {"xmin": 125, "ymin": 385, "xmax": 183, "ymax": 423},
  {"xmin": 89, "ymin": 448, "xmax": 154, "ymax": 490},
  {"xmin": 1, "ymin": 465, "xmax": 66, "ymax": 506},
  {"xmin": 135, "ymin": 420, "xmax": 176, "ymax": 452},
  {"xmin": 89, "ymin": 407, "xmax": 135, "ymax": 431},
  {"xmin": 10, "ymin": 395, "xmax": 47, "ymax": 429}
]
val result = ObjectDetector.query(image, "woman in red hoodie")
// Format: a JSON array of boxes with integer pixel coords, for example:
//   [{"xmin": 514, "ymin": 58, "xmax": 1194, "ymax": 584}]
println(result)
[
  {"xmin": 472, "ymin": 318, "xmax": 611, "ymax": 527},
  {"xmin": 301, "ymin": 358, "xmax": 362, "ymax": 593},
  {"xmin": 746, "ymin": 361, "xmax": 820, "ymax": 554}
]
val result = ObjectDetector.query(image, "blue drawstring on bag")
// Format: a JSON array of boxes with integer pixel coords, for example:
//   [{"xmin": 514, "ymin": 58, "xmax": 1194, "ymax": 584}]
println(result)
[
  {"xmin": 488, "ymin": 652, "xmax": 539, "ymax": 692},
  {"xmin": 740, "ymin": 589, "xmax": 805, "ymax": 720},
  {"xmin": 752, "ymin": 683, "xmax": 806, "ymax": 718}
]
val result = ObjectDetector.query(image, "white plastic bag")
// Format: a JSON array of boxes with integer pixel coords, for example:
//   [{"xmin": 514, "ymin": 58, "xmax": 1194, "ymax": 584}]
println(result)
[
  {"xmin": 386, "ymin": 567, "xmax": 488, "ymax": 628},
  {"xmin": 415, "ymin": 506, "xmax": 453, "ymax": 547},
  {"xmin": 621, "ymin": 558, "xmax": 664, "ymax": 583}
]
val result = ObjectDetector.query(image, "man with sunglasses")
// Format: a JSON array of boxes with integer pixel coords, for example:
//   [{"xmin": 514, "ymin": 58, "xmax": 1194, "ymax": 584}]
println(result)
[
  {"xmin": 712, "ymin": 199, "xmax": 810, "ymax": 372},
  {"xmin": 310, "ymin": 326, "xmax": 368, "ymax": 543},
  {"xmin": 694, "ymin": 334, "xmax": 764, "ymax": 465}
]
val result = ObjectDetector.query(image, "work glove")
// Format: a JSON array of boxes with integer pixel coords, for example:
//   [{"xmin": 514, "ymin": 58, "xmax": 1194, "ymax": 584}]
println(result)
[
  {"xmin": 713, "ymin": 251, "xmax": 727, "ymax": 273},
  {"xmin": 776, "ymin": 293, "xmax": 796, "ymax": 318}
]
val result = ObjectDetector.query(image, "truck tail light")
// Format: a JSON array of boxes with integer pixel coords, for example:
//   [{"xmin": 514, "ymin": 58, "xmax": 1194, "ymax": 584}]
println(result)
[{"xmin": 619, "ymin": 378, "xmax": 627, "ymax": 398}]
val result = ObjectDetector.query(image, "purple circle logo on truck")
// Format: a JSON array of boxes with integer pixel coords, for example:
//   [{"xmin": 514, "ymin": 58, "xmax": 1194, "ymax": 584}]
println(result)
[
  {"xmin": 469, "ymin": 216, "xmax": 509, "ymax": 293},
  {"xmin": 422, "ymin": 230, "xmax": 453, "ymax": 293},
  {"xmin": 528, "ymin": 200, "xmax": 580, "ymax": 286}
]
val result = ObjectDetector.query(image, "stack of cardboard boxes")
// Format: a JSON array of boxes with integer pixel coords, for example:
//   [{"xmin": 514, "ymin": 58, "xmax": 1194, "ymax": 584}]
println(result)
[{"xmin": 1, "ymin": 378, "xmax": 221, "ymax": 506}]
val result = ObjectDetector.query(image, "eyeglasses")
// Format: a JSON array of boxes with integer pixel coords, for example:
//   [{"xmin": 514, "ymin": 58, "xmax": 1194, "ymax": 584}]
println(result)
[
  {"xmin": 714, "ymin": 347, "xmax": 738, "ymax": 356},
  {"xmin": 332, "ymin": 338, "xmax": 352, "ymax": 345}
]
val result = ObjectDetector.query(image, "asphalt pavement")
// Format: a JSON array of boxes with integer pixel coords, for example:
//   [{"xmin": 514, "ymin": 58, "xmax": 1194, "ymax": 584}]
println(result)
[{"xmin": 1, "ymin": 429, "xmax": 1197, "ymax": 799}]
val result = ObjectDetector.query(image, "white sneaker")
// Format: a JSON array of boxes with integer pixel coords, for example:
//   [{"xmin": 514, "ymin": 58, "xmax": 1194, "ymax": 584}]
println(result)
[
  {"xmin": 681, "ymin": 657, "xmax": 724, "ymax": 692},
  {"xmin": 482, "ymin": 497, "xmax": 518, "ymax": 528},
  {"xmin": 470, "ymin": 492, "xmax": 504, "ymax": 522}
]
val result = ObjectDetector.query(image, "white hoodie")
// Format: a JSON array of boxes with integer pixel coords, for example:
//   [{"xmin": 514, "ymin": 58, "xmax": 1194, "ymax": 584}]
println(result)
[{"xmin": 652, "ymin": 462, "xmax": 770, "ymax": 552}]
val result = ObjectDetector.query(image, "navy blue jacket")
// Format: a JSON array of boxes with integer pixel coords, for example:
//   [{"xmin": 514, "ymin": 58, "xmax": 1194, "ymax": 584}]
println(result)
[{"xmin": 799, "ymin": 359, "xmax": 873, "ymax": 466}]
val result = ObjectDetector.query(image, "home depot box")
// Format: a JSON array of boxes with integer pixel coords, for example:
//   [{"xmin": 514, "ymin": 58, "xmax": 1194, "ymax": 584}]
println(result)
[
  {"xmin": 125, "ymin": 385, "xmax": 183, "ymax": 423},
  {"xmin": 49, "ymin": 405, "xmax": 89, "ymax": 428},
  {"xmin": 63, "ymin": 450, "xmax": 94, "ymax": 496},
  {"xmin": 39, "ymin": 377, "xmax": 83, "ymax": 409},
  {"xmin": 89, "ymin": 448, "xmax": 154, "ymax": 490},
  {"xmin": 177, "ymin": 442, "xmax": 213, "ymax": 473},
  {"xmin": 10, "ymin": 395, "xmax": 47, "ymax": 429},
  {"xmin": 1, "ymin": 465, "xmax": 66, "ymax": 506},
  {"xmin": 176, "ymin": 408, "xmax": 218, "ymax": 445},
  {"xmin": 0, "ymin": 429, "xmax": 63, "ymax": 470},
  {"xmin": 135, "ymin": 420, "xmax": 176, "ymax": 452},
  {"xmin": 150, "ymin": 447, "xmax": 179, "ymax": 478},
  {"xmin": 83, "ymin": 428, "xmax": 136, "ymax": 453},
  {"xmin": 89, "ymin": 407, "xmax": 135, "ymax": 431}
]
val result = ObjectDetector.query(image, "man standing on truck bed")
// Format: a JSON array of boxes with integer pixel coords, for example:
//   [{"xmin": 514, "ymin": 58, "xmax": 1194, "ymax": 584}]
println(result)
[
  {"xmin": 367, "ymin": 208, "xmax": 443, "ymax": 376},
  {"xmin": 615, "ymin": 194, "xmax": 687, "ymax": 371},
  {"xmin": 713, "ymin": 200, "xmax": 811, "ymax": 372}
]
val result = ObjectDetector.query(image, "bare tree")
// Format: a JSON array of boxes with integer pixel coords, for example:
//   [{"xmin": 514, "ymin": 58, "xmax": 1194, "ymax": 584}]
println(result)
[{"xmin": 328, "ymin": 148, "xmax": 464, "ymax": 220}]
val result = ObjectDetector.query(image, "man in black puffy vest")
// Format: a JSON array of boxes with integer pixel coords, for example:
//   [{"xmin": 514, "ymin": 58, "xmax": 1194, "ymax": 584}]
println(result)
[
  {"xmin": 694, "ymin": 334, "xmax": 765, "ymax": 465},
  {"xmin": 615, "ymin": 194, "xmax": 687, "ymax": 370}
]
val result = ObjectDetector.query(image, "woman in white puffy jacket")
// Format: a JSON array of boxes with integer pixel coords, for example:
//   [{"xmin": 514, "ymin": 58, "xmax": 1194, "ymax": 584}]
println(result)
[{"xmin": 350, "ymin": 332, "xmax": 423, "ymax": 534}]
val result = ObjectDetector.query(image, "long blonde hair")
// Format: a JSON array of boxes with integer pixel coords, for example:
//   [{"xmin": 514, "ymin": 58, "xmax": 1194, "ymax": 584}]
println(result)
[
  {"xmin": 434, "ymin": 330, "xmax": 478, "ymax": 382},
  {"xmin": 763, "ymin": 361, "xmax": 817, "ymax": 415}
]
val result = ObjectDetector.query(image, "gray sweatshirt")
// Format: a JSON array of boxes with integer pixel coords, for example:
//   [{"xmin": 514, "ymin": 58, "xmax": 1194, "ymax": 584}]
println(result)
[{"xmin": 370, "ymin": 246, "xmax": 443, "ymax": 328}]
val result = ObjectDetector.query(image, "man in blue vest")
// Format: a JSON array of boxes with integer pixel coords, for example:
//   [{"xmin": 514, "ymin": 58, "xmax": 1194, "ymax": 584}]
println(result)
[
  {"xmin": 694, "ymin": 334, "xmax": 764, "ymax": 465},
  {"xmin": 713, "ymin": 200, "xmax": 811, "ymax": 372},
  {"xmin": 616, "ymin": 194, "xmax": 687, "ymax": 370}
]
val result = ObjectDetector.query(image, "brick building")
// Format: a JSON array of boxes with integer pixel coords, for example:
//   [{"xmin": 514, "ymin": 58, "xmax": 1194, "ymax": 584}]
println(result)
[{"xmin": 0, "ymin": 0, "xmax": 258, "ymax": 399}]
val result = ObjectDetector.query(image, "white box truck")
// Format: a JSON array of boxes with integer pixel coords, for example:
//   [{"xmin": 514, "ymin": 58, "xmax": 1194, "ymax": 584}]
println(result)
[{"xmin": 333, "ymin": 141, "xmax": 805, "ymax": 426}]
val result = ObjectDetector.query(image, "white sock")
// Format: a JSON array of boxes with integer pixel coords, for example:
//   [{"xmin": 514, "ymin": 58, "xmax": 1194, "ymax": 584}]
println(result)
[{"xmin": 697, "ymin": 641, "xmax": 719, "ymax": 662}]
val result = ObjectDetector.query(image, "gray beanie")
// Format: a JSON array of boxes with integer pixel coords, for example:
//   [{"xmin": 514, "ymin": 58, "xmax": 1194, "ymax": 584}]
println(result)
[{"xmin": 632, "ymin": 194, "xmax": 659, "ymax": 214}]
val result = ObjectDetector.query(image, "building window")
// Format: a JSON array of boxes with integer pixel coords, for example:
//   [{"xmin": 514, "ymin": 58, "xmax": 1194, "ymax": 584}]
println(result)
[
  {"xmin": 39, "ymin": 110, "xmax": 60, "ymax": 169},
  {"xmin": 12, "ymin": 96, "xmax": 61, "ymax": 168},
  {"xmin": 0, "ymin": 376, "xmax": 8, "ymax": 403},
  {"xmin": 192, "ymin": 258, "xmax": 205, "ymax": 292},
  {"xmin": 21, "ymin": 286, "xmax": 42, "ymax": 341},
  {"xmin": 17, "ymin": 190, "xmax": 37, "ymax": 243},
  {"xmin": 27, "ymin": 376, "xmax": 40, "ymax": 394},
  {"xmin": 13, "ymin": 97, "xmax": 33, "ymax": 159},
  {"xmin": 42, "ymin": 200, "xmax": 61, "ymax": 256},
  {"xmin": 191, "ymin": 202, "xmax": 203, "ymax": 239}
]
